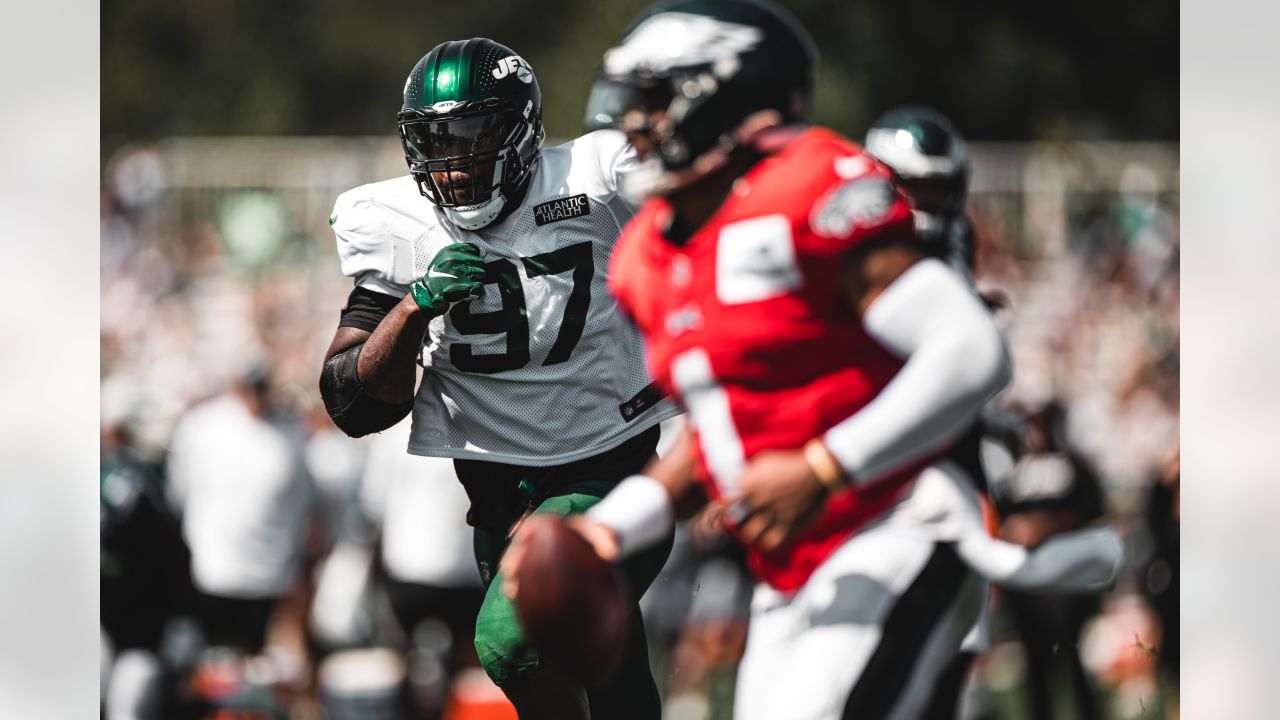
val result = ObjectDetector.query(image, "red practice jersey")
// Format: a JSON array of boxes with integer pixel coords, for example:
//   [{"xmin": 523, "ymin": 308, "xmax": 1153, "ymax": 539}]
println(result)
[{"xmin": 610, "ymin": 127, "xmax": 936, "ymax": 592}]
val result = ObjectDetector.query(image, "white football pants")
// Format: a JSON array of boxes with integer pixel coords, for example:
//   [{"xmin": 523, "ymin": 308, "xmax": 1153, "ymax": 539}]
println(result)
[{"xmin": 733, "ymin": 462, "xmax": 985, "ymax": 720}]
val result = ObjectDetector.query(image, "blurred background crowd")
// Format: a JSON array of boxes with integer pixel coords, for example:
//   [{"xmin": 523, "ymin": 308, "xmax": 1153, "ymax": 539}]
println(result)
[{"xmin": 101, "ymin": 1, "xmax": 1177, "ymax": 718}]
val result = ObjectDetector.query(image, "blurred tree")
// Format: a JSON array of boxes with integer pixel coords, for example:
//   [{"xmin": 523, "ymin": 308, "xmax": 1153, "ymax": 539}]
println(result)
[{"xmin": 102, "ymin": 0, "xmax": 1176, "ymax": 160}]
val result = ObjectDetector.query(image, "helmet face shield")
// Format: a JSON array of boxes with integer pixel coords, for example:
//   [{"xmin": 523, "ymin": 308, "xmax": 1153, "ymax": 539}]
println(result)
[
  {"xmin": 584, "ymin": 73, "xmax": 675, "ymax": 133},
  {"xmin": 401, "ymin": 111, "xmax": 516, "ymax": 159},
  {"xmin": 399, "ymin": 107, "xmax": 524, "ymax": 207}
]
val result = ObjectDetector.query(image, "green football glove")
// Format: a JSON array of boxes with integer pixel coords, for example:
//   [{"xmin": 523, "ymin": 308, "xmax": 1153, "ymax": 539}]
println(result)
[{"xmin": 410, "ymin": 242, "xmax": 487, "ymax": 317}]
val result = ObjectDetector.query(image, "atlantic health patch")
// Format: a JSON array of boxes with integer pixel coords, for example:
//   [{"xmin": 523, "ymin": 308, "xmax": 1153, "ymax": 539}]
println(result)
[{"xmin": 533, "ymin": 194, "xmax": 591, "ymax": 226}]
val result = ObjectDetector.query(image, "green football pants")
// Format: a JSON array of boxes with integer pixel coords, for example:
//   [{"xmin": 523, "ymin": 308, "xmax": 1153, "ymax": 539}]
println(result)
[{"xmin": 472, "ymin": 478, "xmax": 673, "ymax": 719}]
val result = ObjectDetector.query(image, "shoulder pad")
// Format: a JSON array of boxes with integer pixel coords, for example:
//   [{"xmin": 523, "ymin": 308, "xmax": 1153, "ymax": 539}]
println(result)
[
  {"xmin": 568, "ymin": 129, "xmax": 635, "ymax": 196},
  {"xmin": 330, "ymin": 178, "xmax": 422, "ymax": 289}
]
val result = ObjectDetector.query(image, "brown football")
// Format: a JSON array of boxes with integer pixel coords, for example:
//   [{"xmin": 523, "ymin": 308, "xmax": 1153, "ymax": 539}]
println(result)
[{"xmin": 510, "ymin": 514, "xmax": 631, "ymax": 688}]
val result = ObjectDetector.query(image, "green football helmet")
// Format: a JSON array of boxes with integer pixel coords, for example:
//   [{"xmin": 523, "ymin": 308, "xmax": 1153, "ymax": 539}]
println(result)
[
  {"xmin": 398, "ymin": 38, "xmax": 545, "ymax": 230},
  {"xmin": 584, "ymin": 0, "xmax": 816, "ymax": 175}
]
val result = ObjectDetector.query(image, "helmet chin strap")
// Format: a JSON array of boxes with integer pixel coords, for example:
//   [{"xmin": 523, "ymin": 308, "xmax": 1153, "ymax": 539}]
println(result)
[{"xmin": 445, "ymin": 194, "xmax": 506, "ymax": 230}]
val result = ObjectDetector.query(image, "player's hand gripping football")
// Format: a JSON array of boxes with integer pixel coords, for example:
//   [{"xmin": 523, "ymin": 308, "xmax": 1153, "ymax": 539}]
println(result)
[
  {"xmin": 501, "ymin": 515, "xmax": 620, "ymax": 600},
  {"xmin": 499, "ymin": 515, "xmax": 632, "ymax": 688},
  {"xmin": 729, "ymin": 449, "xmax": 833, "ymax": 552},
  {"xmin": 409, "ymin": 242, "xmax": 487, "ymax": 317}
]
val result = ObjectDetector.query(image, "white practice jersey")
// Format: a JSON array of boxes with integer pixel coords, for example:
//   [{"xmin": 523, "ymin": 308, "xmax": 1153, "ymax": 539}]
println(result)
[{"xmin": 332, "ymin": 129, "xmax": 679, "ymax": 465}]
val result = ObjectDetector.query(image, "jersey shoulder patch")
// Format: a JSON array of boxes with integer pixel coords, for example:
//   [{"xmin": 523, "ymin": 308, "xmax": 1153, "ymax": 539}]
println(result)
[
  {"xmin": 790, "ymin": 132, "xmax": 912, "ymax": 245},
  {"xmin": 809, "ymin": 176, "xmax": 900, "ymax": 239}
]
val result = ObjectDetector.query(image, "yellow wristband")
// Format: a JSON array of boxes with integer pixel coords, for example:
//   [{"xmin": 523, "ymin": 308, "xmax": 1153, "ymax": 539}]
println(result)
[{"xmin": 803, "ymin": 438, "xmax": 847, "ymax": 492}]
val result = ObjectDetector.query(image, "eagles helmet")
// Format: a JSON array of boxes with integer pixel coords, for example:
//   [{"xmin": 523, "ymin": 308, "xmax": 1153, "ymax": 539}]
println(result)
[
  {"xmin": 584, "ymin": 0, "xmax": 816, "ymax": 186},
  {"xmin": 864, "ymin": 106, "xmax": 970, "ymax": 244},
  {"xmin": 398, "ymin": 38, "xmax": 545, "ymax": 230}
]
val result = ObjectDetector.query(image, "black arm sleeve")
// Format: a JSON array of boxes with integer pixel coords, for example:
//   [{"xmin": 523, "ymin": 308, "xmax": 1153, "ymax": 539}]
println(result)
[
  {"xmin": 319, "ymin": 344, "xmax": 414, "ymax": 437},
  {"xmin": 339, "ymin": 286, "xmax": 402, "ymax": 332}
]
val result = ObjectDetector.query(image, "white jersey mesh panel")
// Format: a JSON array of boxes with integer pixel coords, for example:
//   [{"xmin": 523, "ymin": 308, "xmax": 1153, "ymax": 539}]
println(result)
[{"xmin": 406, "ymin": 191, "xmax": 678, "ymax": 465}]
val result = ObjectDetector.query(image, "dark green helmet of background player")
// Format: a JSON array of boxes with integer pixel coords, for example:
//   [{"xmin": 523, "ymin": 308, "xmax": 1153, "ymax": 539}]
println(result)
[
  {"xmin": 398, "ymin": 38, "xmax": 545, "ymax": 230},
  {"xmin": 584, "ymin": 0, "xmax": 816, "ymax": 174}
]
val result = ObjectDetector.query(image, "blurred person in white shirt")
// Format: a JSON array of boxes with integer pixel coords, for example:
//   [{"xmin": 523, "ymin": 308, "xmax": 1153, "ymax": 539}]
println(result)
[
  {"xmin": 358, "ymin": 417, "xmax": 484, "ymax": 718},
  {"xmin": 166, "ymin": 363, "xmax": 314, "ymax": 654}
]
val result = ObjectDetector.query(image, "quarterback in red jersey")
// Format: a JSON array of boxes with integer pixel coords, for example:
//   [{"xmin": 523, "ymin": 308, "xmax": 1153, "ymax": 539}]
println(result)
[
  {"xmin": 608, "ymin": 125, "xmax": 938, "ymax": 592},
  {"xmin": 506, "ymin": 0, "xmax": 1014, "ymax": 717}
]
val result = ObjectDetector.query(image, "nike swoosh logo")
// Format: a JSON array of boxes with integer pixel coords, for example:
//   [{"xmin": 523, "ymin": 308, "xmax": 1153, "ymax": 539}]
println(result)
[{"xmin": 428, "ymin": 269, "xmax": 458, "ymax": 278}]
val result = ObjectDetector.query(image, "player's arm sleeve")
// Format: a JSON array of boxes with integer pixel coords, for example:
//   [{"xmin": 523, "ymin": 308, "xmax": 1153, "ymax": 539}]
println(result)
[
  {"xmin": 823, "ymin": 257, "xmax": 1013, "ymax": 484},
  {"xmin": 587, "ymin": 423, "xmax": 700, "ymax": 557},
  {"xmin": 320, "ymin": 342, "xmax": 414, "ymax": 438},
  {"xmin": 955, "ymin": 526, "xmax": 1124, "ymax": 593},
  {"xmin": 339, "ymin": 286, "xmax": 402, "ymax": 332}
]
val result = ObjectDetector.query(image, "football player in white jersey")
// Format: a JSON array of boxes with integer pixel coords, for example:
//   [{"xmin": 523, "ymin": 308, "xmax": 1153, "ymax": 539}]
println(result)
[{"xmin": 319, "ymin": 38, "xmax": 680, "ymax": 720}]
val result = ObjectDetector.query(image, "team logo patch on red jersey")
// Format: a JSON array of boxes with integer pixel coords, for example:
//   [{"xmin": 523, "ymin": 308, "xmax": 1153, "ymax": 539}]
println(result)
[{"xmin": 810, "ymin": 178, "xmax": 896, "ymax": 238}]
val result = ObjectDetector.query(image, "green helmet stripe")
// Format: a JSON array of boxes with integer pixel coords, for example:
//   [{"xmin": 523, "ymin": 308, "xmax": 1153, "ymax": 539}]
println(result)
[
  {"xmin": 421, "ymin": 38, "xmax": 484, "ymax": 106},
  {"xmin": 436, "ymin": 39, "xmax": 460, "ymax": 104}
]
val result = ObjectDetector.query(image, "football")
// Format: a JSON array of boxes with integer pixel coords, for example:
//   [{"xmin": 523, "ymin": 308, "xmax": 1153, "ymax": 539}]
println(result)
[{"xmin": 510, "ymin": 514, "xmax": 631, "ymax": 688}]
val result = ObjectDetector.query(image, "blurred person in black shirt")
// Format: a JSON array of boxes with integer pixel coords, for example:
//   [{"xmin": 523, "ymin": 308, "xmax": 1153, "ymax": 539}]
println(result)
[
  {"xmin": 991, "ymin": 399, "xmax": 1108, "ymax": 720},
  {"xmin": 101, "ymin": 412, "xmax": 193, "ymax": 719}
]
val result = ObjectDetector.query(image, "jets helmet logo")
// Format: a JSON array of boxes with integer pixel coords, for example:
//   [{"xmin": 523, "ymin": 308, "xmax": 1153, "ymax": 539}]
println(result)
[{"xmin": 492, "ymin": 55, "xmax": 533, "ymax": 84}]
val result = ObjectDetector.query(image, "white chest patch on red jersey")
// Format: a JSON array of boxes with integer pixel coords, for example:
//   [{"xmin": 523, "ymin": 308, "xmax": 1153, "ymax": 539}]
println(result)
[{"xmin": 715, "ymin": 214, "xmax": 801, "ymax": 305}]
